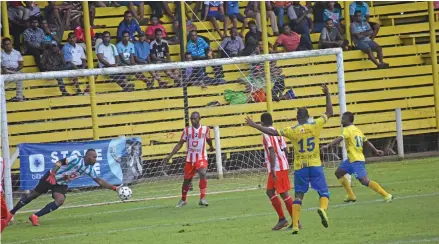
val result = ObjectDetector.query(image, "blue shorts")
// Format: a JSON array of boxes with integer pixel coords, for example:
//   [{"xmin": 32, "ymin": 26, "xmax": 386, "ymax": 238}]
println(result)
[
  {"xmin": 338, "ymin": 160, "xmax": 368, "ymax": 179},
  {"xmin": 294, "ymin": 166, "xmax": 330, "ymax": 198},
  {"xmin": 355, "ymin": 40, "xmax": 379, "ymax": 52},
  {"xmin": 208, "ymin": 11, "xmax": 224, "ymax": 21}
]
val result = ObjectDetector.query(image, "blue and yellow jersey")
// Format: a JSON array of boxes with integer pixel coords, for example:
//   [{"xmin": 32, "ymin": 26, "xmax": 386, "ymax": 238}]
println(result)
[
  {"xmin": 278, "ymin": 114, "xmax": 328, "ymax": 170},
  {"xmin": 342, "ymin": 125, "xmax": 368, "ymax": 162}
]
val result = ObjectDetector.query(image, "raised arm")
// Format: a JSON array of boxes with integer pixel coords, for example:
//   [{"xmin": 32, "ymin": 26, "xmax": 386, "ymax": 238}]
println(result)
[
  {"xmin": 321, "ymin": 136, "xmax": 343, "ymax": 150},
  {"xmin": 93, "ymin": 177, "xmax": 119, "ymax": 191},
  {"xmin": 365, "ymin": 140, "xmax": 384, "ymax": 156},
  {"xmin": 245, "ymin": 116, "xmax": 279, "ymax": 136},
  {"xmin": 322, "ymin": 84, "xmax": 333, "ymax": 118}
]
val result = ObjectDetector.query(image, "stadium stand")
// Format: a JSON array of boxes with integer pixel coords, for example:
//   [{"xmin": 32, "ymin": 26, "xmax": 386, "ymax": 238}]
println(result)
[{"xmin": 2, "ymin": 1, "xmax": 438, "ymax": 169}]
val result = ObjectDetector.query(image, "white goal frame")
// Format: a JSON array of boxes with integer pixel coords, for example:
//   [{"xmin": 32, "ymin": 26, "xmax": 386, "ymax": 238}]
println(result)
[{"xmin": 1, "ymin": 48, "xmax": 347, "ymax": 210}]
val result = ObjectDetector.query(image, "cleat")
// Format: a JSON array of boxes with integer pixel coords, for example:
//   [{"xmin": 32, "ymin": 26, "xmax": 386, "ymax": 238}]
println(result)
[
  {"xmin": 385, "ymin": 194, "xmax": 393, "ymax": 203},
  {"xmin": 199, "ymin": 198, "xmax": 209, "ymax": 207},
  {"xmin": 29, "ymin": 214, "xmax": 40, "ymax": 226},
  {"xmin": 291, "ymin": 226, "xmax": 299, "ymax": 235},
  {"xmin": 272, "ymin": 218, "xmax": 288, "ymax": 231},
  {"xmin": 317, "ymin": 208, "xmax": 329, "ymax": 228},
  {"xmin": 176, "ymin": 200, "xmax": 187, "ymax": 208},
  {"xmin": 287, "ymin": 221, "xmax": 302, "ymax": 231},
  {"xmin": 344, "ymin": 196, "xmax": 357, "ymax": 203}
]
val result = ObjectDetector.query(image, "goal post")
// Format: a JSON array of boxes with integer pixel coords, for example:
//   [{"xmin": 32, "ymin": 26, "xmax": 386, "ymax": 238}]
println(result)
[{"xmin": 1, "ymin": 48, "xmax": 348, "ymax": 211}]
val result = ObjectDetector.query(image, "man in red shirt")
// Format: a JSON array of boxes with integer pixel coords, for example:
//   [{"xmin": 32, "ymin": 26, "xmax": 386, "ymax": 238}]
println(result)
[
  {"xmin": 273, "ymin": 24, "xmax": 300, "ymax": 52},
  {"xmin": 146, "ymin": 15, "xmax": 167, "ymax": 41}
]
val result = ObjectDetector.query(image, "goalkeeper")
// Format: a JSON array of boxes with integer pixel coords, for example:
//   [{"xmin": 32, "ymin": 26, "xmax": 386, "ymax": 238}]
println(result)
[{"xmin": 8, "ymin": 149, "xmax": 120, "ymax": 226}]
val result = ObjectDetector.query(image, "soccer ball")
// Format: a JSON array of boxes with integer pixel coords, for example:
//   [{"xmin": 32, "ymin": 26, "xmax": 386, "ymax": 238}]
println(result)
[{"xmin": 118, "ymin": 186, "xmax": 132, "ymax": 201}]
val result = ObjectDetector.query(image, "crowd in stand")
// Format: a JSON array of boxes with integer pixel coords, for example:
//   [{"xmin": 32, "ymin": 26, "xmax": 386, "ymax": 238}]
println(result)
[{"xmin": 2, "ymin": 1, "xmax": 392, "ymax": 102}]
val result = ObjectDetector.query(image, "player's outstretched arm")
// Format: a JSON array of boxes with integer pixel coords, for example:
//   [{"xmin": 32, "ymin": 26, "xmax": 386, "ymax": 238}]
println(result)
[
  {"xmin": 163, "ymin": 139, "xmax": 185, "ymax": 163},
  {"xmin": 365, "ymin": 141, "xmax": 384, "ymax": 156},
  {"xmin": 245, "ymin": 116, "xmax": 279, "ymax": 136},
  {"xmin": 93, "ymin": 177, "xmax": 119, "ymax": 191},
  {"xmin": 322, "ymin": 84, "xmax": 333, "ymax": 118},
  {"xmin": 321, "ymin": 136, "xmax": 343, "ymax": 150}
]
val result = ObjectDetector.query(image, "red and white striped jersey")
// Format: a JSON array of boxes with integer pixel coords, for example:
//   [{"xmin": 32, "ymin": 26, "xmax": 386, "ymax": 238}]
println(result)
[
  {"xmin": 262, "ymin": 127, "xmax": 289, "ymax": 173},
  {"xmin": 181, "ymin": 125, "xmax": 211, "ymax": 163}
]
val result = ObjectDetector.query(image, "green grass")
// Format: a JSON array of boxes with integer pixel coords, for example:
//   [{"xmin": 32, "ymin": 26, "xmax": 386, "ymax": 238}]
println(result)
[{"xmin": 3, "ymin": 158, "xmax": 439, "ymax": 244}]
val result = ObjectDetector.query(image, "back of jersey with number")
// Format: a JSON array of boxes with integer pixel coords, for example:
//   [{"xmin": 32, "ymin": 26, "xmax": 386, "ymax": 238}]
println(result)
[
  {"xmin": 278, "ymin": 115, "xmax": 328, "ymax": 170},
  {"xmin": 343, "ymin": 125, "xmax": 367, "ymax": 162},
  {"xmin": 181, "ymin": 125, "xmax": 211, "ymax": 163},
  {"xmin": 55, "ymin": 155, "xmax": 98, "ymax": 185}
]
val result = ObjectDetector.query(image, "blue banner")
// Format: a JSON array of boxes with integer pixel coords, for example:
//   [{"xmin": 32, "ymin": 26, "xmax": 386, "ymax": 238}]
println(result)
[{"xmin": 19, "ymin": 137, "xmax": 142, "ymax": 190}]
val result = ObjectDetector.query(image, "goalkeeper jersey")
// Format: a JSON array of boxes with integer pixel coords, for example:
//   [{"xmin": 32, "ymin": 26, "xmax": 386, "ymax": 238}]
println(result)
[{"xmin": 55, "ymin": 155, "xmax": 98, "ymax": 185}]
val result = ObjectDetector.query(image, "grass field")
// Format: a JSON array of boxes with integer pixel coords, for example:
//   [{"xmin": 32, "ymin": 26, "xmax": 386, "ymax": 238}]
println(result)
[{"xmin": 2, "ymin": 157, "xmax": 439, "ymax": 244}]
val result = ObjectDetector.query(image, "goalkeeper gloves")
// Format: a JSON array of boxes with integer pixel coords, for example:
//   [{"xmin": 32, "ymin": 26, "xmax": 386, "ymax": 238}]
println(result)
[{"xmin": 46, "ymin": 171, "xmax": 57, "ymax": 185}]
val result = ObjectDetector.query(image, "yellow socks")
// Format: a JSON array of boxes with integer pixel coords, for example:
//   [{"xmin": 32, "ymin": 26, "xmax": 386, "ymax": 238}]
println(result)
[
  {"xmin": 368, "ymin": 180, "xmax": 390, "ymax": 197},
  {"xmin": 319, "ymin": 196, "xmax": 329, "ymax": 210},
  {"xmin": 339, "ymin": 176, "xmax": 356, "ymax": 200},
  {"xmin": 292, "ymin": 199, "xmax": 302, "ymax": 227}
]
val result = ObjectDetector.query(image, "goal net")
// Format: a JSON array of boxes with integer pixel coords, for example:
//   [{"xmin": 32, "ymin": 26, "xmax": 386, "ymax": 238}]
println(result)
[{"xmin": 1, "ymin": 48, "xmax": 346, "ymax": 212}]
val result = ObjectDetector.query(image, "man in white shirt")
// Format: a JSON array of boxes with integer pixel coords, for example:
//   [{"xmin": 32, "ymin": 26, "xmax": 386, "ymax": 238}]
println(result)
[
  {"xmin": 96, "ymin": 31, "xmax": 134, "ymax": 92},
  {"xmin": 1, "ymin": 38, "xmax": 24, "ymax": 102},
  {"xmin": 62, "ymin": 32, "xmax": 87, "ymax": 94}
]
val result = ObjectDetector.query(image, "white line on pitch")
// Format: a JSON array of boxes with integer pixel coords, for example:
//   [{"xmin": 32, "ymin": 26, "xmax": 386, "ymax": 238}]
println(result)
[
  {"xmin": 383, "ymin": 237, "xmax": 439, "ymax": 244},
  {"xmin": 6, "ymin": 192, "xmax": 439, "ymax": 244}
]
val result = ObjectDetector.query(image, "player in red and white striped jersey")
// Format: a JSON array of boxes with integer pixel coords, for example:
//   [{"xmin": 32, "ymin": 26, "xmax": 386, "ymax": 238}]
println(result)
[
  {"xmin": 1, "ymin": 157, "xmax": 13, "ymax": 233},
  {"xmin": 164, "ymin": 112, "xmax": 214, "ymax": 207},
  {"xmin": 261, "ymin": 113, "xmax": 295, "ymax": 231}
]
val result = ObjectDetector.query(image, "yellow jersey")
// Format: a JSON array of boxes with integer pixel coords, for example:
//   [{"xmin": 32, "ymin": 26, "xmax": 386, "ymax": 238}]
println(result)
[
  {"xmin": 342, "ymin": 125, "xmax": 368, "ymax": 162},
  {"xmin": 278, "ymin": 114, "xmax": 328, "ymax": 170}
]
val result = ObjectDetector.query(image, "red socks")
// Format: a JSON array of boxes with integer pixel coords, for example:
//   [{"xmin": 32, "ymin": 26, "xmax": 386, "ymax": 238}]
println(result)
[
  {"xmin": 181, "ymin": 184, "xmax": 190, "ymax": 201},
  {"xmin": 270, "ymin": 195, "xmax": 285, "ymax": 219},
  {"xmin": 199, "ymin": 179, "xmax": 207, "ymax": 199},
  {"xmin": 283, "ymin": 195, "xmax": 293, "ymax": 218}
]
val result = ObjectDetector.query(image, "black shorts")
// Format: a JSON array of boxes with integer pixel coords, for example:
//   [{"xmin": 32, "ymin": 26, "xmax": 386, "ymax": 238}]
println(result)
[{"xmin": 34, "ymin": 171, "xmax": 68, "ymax": 196}]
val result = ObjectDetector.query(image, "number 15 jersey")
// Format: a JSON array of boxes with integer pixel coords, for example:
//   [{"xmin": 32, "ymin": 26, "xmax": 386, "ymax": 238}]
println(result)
[{"xmin": 278, "ymin": 114, "xmax": 328, "ymax": 170}]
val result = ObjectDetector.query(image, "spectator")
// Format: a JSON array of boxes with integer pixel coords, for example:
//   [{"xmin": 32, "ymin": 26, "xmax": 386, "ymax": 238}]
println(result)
[
  {"xmin": 290, "ymin": 2, "xmax": 313, "ymax": 50},
  {"xmin": 69, "ymin": 1, "xmax": 104, "ymax": 30},
  {"xmin": 225, "ymin": 1, "xmax": 248, "ymax": 37},
  {"xmin": 74, "ymin": 18, "xmax": 95, "ymax": 50},
  {"xmin": 9, "ymin": 2, "xmax": 30, "ymax": 21},
  {"xmin": 117, "ymin": 31, "xmax": 151, "ymax": 87},
  {"xmin": 41, "ymin": 41, "xmax": 71, "ymax": 96},
  {"xmin": 219, "ymin": 28, "xmax": 244, "ymax": 58},
  {"xmin": 8, "ymin": 4, "xmax": 28, "ymax": 51},
  {"xmin": 134, "ymin": 31, "xmax": 158, "ymax": 88},
  {"xmin": 187, "ymin": 30, "xmax": 211, "ymax": 60},
  {"xmin": 146, "ymin": 2, "xmax": 176, "ymax": 21},
  {"xmin": 183, "ymin": 52, "xmax": 225, "ymax": 87},
  {"xmin": 349, "ymin": 1, "xmax": 379, "ymax": 39},
  {"xmin": 41, "ymin": 19, "xmax": 60, "ymax": 44},
  {"xmin": 146, "ymin": 15, "xmax": 167, "ymax": 41},
  {"xmin": 312, "ymin": 1, "xmax": 327, "ymax": 33},
  {"xmin": 273, "ymin": 24, "xmax": 300, "ymax": 52},
  {"xmin": 272, "ymin": 1, "xmax": 294, "ymax": 30},
  {"xmin": 62, "ymin": 32, "xmax": 87, "ymax": 94},
  {"xmin": 244, "ymin": 2, "xmax": 279, "ymax": 36},
  {"xmin": 96, "ymin": 31, "xmax": 134, "ymax": 92},
  {"xmin": 44, "ymin": 2, "xmax": 73, "ymax": 30},
  {"xmin": 119, "ymin": 1, "xmax": 148, "ymax": 25},
  {"xmin": 117, "ymin": 10, "xmax": 142, "ymax": 42},
  {"xmin": 324, "ymin": 1, "xmax": 344, "ymax": 34},
  {"xmin": 203, "ymin": 1, "xmax": 227, "ymax": 39},
  {"xmin": 25, "ymin": 1, "xmax": 42, "ymax": 21},
  {"xmin": 150, "ymin": 29, "xmax": 180, "ymax": 88},
  {"xmin": 23, "ymin": 17, "xmax": 45, "ymax": 70},
  {"xmin": 351, "ymin": 11, "xmax": 389, "ymax": 69},
  {"xmin": 319, "ymin": 19, "xmax": 349, "ymax": 50},
  {"xmin": 1, "ymin": 38, "xmax": 24, "ymax": 102},
  {"xmin": 242, "ymin": 20, "xmax": 262, "ymax": 56}
]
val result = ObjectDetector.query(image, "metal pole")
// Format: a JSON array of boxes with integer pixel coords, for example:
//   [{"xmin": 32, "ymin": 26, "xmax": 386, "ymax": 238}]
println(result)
[
  {"xmin": 214, "ymin": 126, "xmax": 223, "ymax": 179},
  {"xmin": 260, "ymin": 2, "xmax": 273, "ymax": 114},
  {"xmin": 336, "ymin": 51, "xmax": 348, "ymax": 161},
  {"xmin": 179, "ymin": 2, "xmax": 189, "ymax": 127},
  {"xmin": 82, "ymin": 2, "xmax": 99, "ymax": 139},
  {"xmin": 1, "ymin": 1, "xmax": 10, "ymax": 38},
  {"xmin": 428, "ymin": 2, "xmax": 439, "ymax": 129},
  {"xmin": 344, "ymin": 1, "xmax": 351, "ymax": 46},
  {"xmin": 395, "ymin": 108, "xmax": 404, "ymax": 160},
  {"xmin": 0, "ymin": 77, "xmax": 13, "ymax": 211}
]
